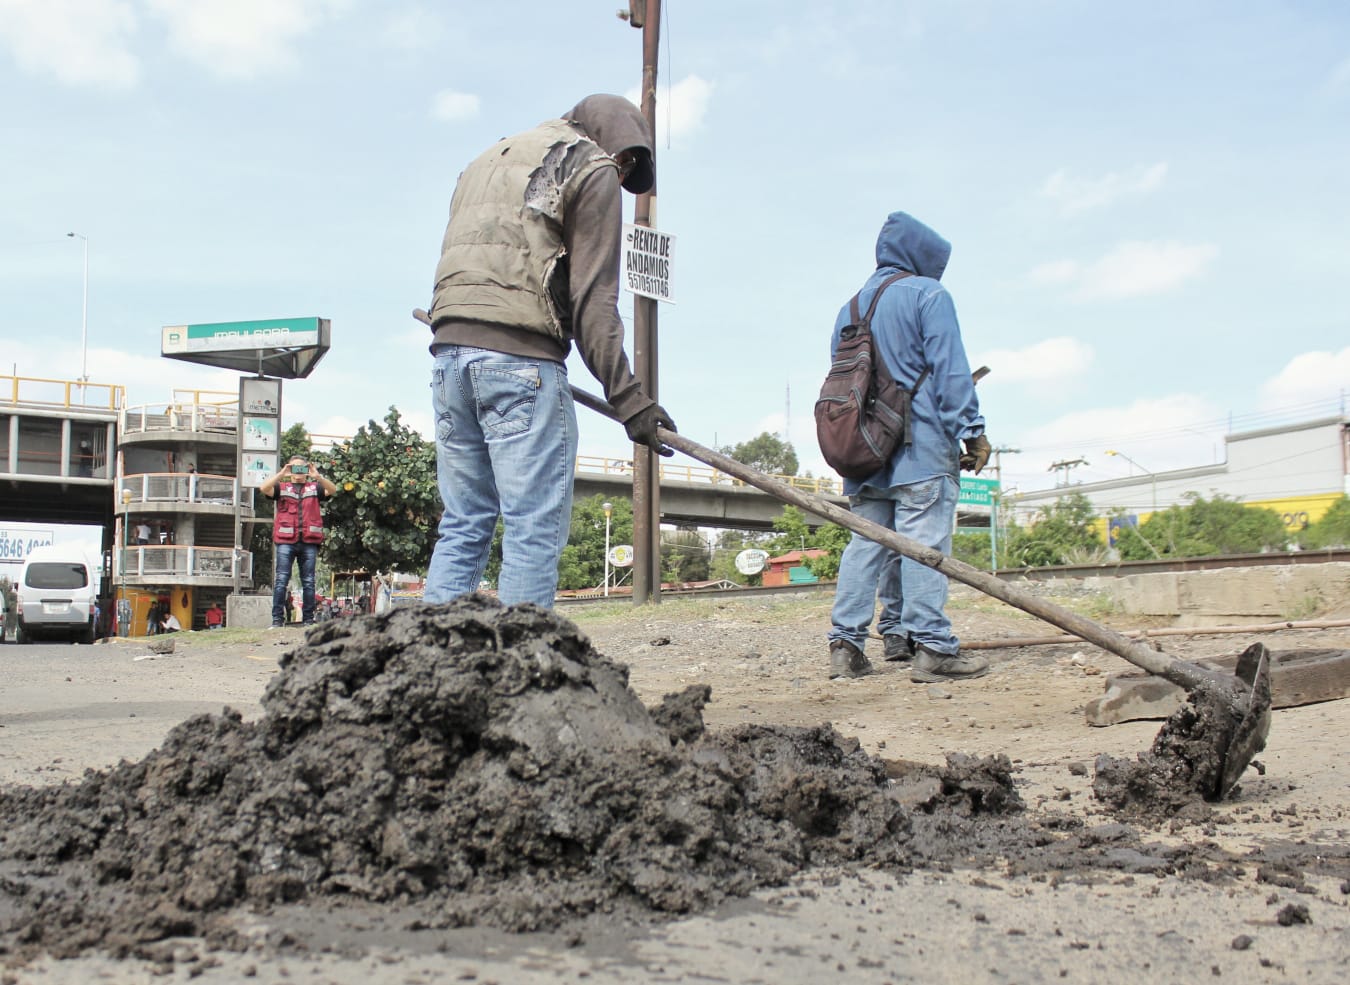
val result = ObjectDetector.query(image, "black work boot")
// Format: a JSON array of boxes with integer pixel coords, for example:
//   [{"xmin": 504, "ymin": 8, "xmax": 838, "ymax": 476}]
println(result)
[
  {"xmin": 828, "ymin": 639, "xmax": 874, "ymax": 679},
  {"xmin": 909, "ymin": 645, "xmax": 990, "ymax": 683},
  {"xmin": 882, "ymin": 633, "xmax": 915, "ymax": 662}
]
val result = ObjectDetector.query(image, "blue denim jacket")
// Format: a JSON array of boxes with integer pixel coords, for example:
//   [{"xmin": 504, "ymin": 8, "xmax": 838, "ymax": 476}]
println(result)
[{"xmin": 830, "ymin": 212, "xmax": 985, "ymax": 495}]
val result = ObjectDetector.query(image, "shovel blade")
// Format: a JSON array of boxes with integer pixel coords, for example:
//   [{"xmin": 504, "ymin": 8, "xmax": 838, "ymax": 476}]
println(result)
[{"xmin": 1216, "ymin": 642, "xmax": 1273, "ymax": 800}]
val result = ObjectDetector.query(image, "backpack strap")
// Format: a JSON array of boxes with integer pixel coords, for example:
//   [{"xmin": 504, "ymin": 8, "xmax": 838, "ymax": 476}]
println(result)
[
  {"xmin": 848, "ymin": 270, "xmax": 912, "ymax": 327},
  {"xmin": 847, "ymin": 270, "xmax": 928, "ymax": 394}
]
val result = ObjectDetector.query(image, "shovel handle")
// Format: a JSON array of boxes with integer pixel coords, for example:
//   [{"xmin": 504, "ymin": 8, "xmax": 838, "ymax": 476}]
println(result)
[
  {"xmin": 568, "ymin": 385, "xmax": 1234, "ymax": 696},
  {"xmin": 408, "ymin": 306, "xmax": 1233, "ymax": 696}
]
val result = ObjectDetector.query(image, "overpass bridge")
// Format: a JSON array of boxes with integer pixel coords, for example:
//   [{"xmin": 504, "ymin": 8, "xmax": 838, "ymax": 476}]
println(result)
[
  {"xmin": 0, "ymin": 376, "xmax": 121, "ymax": 541},
  {"xmin": 572, "ymin": 456, "xmax": 848, "ymax": 530}
]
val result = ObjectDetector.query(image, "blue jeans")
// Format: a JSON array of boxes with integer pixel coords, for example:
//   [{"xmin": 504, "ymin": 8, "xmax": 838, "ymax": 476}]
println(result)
[
  {"xmin": 828, "ymin": 475, "xmax": 960, "ymax": 656},
  {"xmin": 272, "ymin": 541, "xmax": 318, "ymax": 625},
  {"xmin": 423, "ymin": 346, "xmax": 578, "ymax": 608}
]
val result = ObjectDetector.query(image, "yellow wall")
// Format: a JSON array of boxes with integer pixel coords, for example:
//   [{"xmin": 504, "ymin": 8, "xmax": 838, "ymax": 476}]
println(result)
[
  {"xmin": 1246, "ymin": 493, "xmax": 1343, "ymax": 531},
  {"xmin": 117, "ymin": 586, "xmax": 194, "ymax": 635}
]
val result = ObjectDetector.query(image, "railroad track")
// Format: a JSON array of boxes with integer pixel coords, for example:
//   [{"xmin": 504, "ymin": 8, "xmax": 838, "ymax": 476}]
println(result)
[{"xmin": 554, "ymin": 548, "xmax": 1350, "ymax": 606}]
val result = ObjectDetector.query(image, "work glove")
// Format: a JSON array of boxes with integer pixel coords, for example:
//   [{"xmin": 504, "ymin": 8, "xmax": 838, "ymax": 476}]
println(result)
[
  {"xmin": 624, "ymin": 403, "xmax": 677, "ymax": 457},
  {"xmin": 960, "ymin": 434, "xmax": 992, "ymax": 474}
]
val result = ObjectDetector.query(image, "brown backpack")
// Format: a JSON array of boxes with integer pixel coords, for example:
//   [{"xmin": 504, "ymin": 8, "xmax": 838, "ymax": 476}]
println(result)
[{"xmin": 814, "ymin": 271, "xmax": 928, "ymax": 480}]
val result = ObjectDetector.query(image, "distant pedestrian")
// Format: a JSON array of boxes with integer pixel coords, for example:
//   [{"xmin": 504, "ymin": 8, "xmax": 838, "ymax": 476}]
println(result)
[
  {"xmin": 259, "ymin": 457, "xmax": 337, "ymax": 628},
  {"xmin": 134, "ymin": 521, "xmax": 151, "ymax": 545},
  {"xmin": 205, "ymin": 603, "xmax": 224, "ymax": 630}
]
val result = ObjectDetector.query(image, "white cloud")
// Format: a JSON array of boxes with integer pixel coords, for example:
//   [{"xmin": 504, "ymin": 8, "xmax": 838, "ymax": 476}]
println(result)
[
  {"xmin": 0, "ymin": 0, "xmax": 140, "ymax": 88},
  {"xmin": 1039, "ymin": 162, "xmax": 1168, "ymax": 214},
  {"xmin": 625, "ymin": 74, "xmax": 714, "ymax": 142},
  {"xmin": 1032, "ymin": 241, "xmax": 1218, "ymax": 301},
  {"xmin": 977, "ymin": 337, "xmax": 1094, "ymax": 384},
  {"xmin": 430, "ymin": 89, "xmax": 480, "ymax": 123},
  {"xmin": 1259, "ymin": 346, "xmax": 1350, "ymax": 411},
  {"xmin": 146, "ymin": 0, "xmax": 351, "ymax": 79}
]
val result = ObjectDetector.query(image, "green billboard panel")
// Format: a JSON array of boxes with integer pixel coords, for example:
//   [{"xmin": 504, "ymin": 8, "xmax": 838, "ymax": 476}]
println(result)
[
  {"xmin": 161, "ymin": 317, "xmax": 330, "ymax": 379},
  {"xmin": 163, "ymin": 317, "xmax": 322, "ymax": 354}
]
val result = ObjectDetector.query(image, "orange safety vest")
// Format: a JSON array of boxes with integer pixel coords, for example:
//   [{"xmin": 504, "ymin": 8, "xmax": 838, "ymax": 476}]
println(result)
[{"xmin": 274, "ymin": 482, "xmax": 325, "ymax": 544}]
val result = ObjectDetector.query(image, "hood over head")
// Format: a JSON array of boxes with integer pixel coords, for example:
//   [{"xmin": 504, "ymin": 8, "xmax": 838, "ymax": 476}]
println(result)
[
  {"xmin": 875, "ymin": 211, "xmax": 951, "ymax": 281},
  {"xmin": 564, "ymin": 94, "xmax": 655, "ymax": 194}
]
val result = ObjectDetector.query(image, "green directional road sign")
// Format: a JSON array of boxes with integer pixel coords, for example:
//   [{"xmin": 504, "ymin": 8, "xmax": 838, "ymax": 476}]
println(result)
[{"xmin": 958, "ymin": 476, "xmax": 1000, "ymax": 507}]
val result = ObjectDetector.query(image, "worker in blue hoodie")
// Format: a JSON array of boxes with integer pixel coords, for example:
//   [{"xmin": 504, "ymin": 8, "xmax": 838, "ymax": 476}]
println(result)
[{"xmin": 826, "ymin": 212, "xmax": 992, "ymax": 683}]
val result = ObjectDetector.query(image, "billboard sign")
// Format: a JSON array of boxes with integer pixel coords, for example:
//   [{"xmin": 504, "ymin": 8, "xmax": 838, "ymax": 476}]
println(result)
[
  {"xmin": 162, "ymin": 317, "xmax": 322, "ymax": 354},
  {"xmin": 161, "ymin": 317, "xmax": 331, "ymax": 379}
]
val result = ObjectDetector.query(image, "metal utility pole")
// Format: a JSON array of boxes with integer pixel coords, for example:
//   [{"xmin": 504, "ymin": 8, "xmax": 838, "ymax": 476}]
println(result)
[
  {"xmin": 67, "ymin": 232, "xmax": 89, "ymax": 387},
  {"xmin": 988, "ymin": 446, "xmax": 1019, "ymax": 572},
  {"xmin": 1048, "ymin": 457, "xmax": 1089, "ymax": 487},
  {"xmin": 625, "ymin": 0, "xmax": 663, "ymax": 604}
]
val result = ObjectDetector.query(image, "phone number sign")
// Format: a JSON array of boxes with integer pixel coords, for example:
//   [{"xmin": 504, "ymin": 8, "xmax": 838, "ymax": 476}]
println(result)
[{"xmin": 622, "ymin": 224, "xmax": 675, "ymax": 303}]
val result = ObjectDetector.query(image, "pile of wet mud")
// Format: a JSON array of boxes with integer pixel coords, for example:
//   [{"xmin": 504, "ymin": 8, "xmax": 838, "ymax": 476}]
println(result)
[
  {"xmin": 1093, "ymin": 645, "xmax": 1272, "ymax": 821},
  {"xmin": 0, "ymin": 598, "xmax": 1026, "ymax": 959}
]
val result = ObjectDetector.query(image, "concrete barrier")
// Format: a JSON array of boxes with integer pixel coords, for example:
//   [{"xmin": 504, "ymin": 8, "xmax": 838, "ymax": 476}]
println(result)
[
  {"xmin": 1110, "ymin": 562, "xmax": 1350, "ymax": 626},
  {"xmin": 227, "ymin": 593, "xmax": 273, "ymax": 629}
]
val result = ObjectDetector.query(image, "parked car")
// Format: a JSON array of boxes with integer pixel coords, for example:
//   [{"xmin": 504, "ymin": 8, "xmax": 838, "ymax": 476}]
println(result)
[{"xmin": 14, "ymin": 544, "xmax": 100, "ymax": 644}]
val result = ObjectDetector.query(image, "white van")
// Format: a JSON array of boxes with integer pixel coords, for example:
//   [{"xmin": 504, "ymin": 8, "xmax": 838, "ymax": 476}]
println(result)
[{"xmin": 15, "ymin": 544, "xmax": 101, "ymax": 644}]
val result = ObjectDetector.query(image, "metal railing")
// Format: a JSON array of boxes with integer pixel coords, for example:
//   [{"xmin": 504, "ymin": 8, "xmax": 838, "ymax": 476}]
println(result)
[
  {"xmin": 121, "ymin": 472, "xmax": 244, "ymax": 507},
  {"xmin": 118, "ymin": 545, "xmax": 252, "ymax": 581},
  {"xmin": 0, "ymin": 374, "xmax": 124, "ymax": 411},
  {"xmin": 122, "ymin": 390, "xmax": 239, "ymax": 436}
]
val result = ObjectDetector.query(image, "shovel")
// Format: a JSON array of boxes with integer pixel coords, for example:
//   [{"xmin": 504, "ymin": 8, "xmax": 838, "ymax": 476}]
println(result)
[
  {"xmin": 409, "ymin": 309, "xmax": 1270, "ymax": 799},
  {"xmin": 569, "ymin": 386, "xmax": 1271, "ymax": 801}
]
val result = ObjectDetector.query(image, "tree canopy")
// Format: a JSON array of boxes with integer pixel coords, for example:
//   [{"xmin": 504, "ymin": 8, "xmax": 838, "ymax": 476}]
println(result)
[
  {"xmin": 1119, "ymin": 493, "xmax": 1288, "ymax": 559},
  {"xmin": 1297, "ymin": 495, "xmax": 1350, "ymax": 549},
  {"xmin": 720, "ymin": 432, "xmax": 799, "ymax": 477},
  {"xmin": 1003, "ymin": 492, "xmax": 1104, "ymax": 567},
  {"xmin": 314, "ymin": 408, "xmax": 441, "ymax": 576},
  {"xmin": 558, "ymin": 496, "xmax": 633, "ymax": 591}
]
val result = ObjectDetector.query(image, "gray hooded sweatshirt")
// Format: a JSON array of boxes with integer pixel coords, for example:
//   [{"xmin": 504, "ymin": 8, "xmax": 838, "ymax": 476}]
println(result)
[{"xmin": 431, "ymin": 94, "xmax": 656, "ymax": 422}]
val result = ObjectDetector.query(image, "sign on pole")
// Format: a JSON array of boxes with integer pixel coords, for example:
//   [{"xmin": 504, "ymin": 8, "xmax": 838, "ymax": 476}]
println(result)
[
  {"xmin": 958, "ymin": 476, "xmax": 1000, "ymax": 509},
  {"xmin": 622, "ymin": 224, "xmax": 675, "ymax": 302},
  {"xmin": 734, "ymin": 549, "xmax": 769, "ymax": 576}
]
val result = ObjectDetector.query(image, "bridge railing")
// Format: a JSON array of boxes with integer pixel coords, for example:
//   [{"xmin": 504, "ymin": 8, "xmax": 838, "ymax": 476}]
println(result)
[
  {"xmin": 574, "ymin": 455, "xmax": 840, "ymax": 495},
  {"xmin": 0, "ymin": 374, "xmax": 124, "ymax": 411},
  {"xmin": 234, "ymin": 433, "xmax": 844, "ymax": 496}
]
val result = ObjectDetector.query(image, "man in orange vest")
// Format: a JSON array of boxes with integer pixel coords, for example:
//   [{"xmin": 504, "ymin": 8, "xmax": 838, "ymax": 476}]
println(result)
[{"xmin": 260, "ymin": 457, "xmax": 338, "ymax": 628}]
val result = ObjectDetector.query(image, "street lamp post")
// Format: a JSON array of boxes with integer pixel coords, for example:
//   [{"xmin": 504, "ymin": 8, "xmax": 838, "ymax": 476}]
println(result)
[
  {"xmin": 602, "ymin": 501, "xmax": 613, "ymax": 597},
  {"xmin": 67, "ymin": 232, "xmax": 89, "ymax": 386},
  {"xmin": 1105, "ymin": 449, "xmax": 1157, "ymax": 512},
  {"xmin": 118, "ymin": 488, "xmax": 132, "ymax": 636}
]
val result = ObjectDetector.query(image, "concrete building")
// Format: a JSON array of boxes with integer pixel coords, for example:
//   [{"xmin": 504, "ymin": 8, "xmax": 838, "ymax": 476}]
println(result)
[
  {"xmin": 1007, "ymin": 415, "xmax": 1349, "ymax": 536},
  {"xmin": 116, "ymin": 390, "xmax": 256, "ymax": 633}
]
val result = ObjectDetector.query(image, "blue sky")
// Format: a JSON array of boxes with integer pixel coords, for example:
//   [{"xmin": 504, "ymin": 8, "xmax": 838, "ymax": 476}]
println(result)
[{"xmin": 2, "ymin": 0, "xmax": 1347, "ymax": 498}]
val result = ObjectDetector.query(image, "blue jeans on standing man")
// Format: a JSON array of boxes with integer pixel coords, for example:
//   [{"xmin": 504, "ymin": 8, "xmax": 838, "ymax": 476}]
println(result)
[
  {"xmin": 828, "ymin": 475, "xmax": 961, "ymax": 656},
  {"xmin": 272, "ymin": 541, "xmax": 318, "ymax": 626},
  {"xmin": 423, "ymin": 345, "xmax": 578, "ymax": 608}
]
